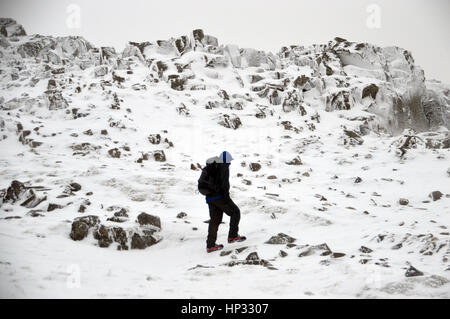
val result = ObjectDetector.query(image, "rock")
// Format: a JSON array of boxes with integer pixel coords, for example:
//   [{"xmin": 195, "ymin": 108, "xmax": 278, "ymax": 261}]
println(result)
[
  {"xmin": 249, "ymin": 74, "xmax": 264, "ymax": 83},
  {"xmin": 75, "ymin": 215, "xmax": 100, "ymax": 227},
  {"xmin": 343, "ymin": 129, "xmax": 364, "ymax": 146},
  {"xmin": 286, "ymin": 156, "xmax": 302, "ymax": 165},
  {"xmin": 282, "ymin": 90, "xmax": 304, "ymax": 114},
  {"xmin": 152, "ymin": 150, "xmax": 166, "ymax": 162},
  {"xmin": 3, "ymin": 180, "xmax": 26, "ymax": 203},
  {"xmin": 298, "ymin": 243, "xmax": 332, "ymax": 257},
  {"xmin": 70, "ymin": 183, "xmax": 82, "ymax": 192},
  {"xmin": 265, "ymin": 233, "xmax": 296, "ymax": 245},
  {"xmin": 294, "ymin": 75, "xmax": 310, "ymax": 89},
  {"xmin": 331, "ymin": 252, "xmax": 346, "ymax": 258},
  {"xmin": 177, "ymin": 212, "xmax": 187, "ymax": 219},
  {"xmin": 399, "ymin": 198, "xmax": 409, "ymax": 205},
  {"xmin": 148, "ymin": 134, "xmax": 161, "ymax": 144},
  {"xmin": 429, "ymin": 191, "xmax": 443, "ymax": 201},
  {"xmin": 249, "ymin": 163, "xmax": 261, "ymax": 171},
  {"xmin": 267, "ymin": 175, "xmax": 277, "ymax": 179},
  {"xmin": 354, "ymin": 177, "xmax": 362, "ymax": 183},
  {"xmin": 137, "ymin": 212, "xmax": 161, "ymax": 229},
  {"xmin": 279, "ymin": 250, "xmax": 288, "ymax": 257},
  {"xmin": 47, "ymin": 203, "xmax": 63, "ymax": 212},
  {"xmin": 220, "ymin": 250, "xmax": 233, "ymax": 257},
  {"xmin": 359, "ymin": 246, "xmax": 373, "ymax": 254},
  {"xmin": 94, "ymin": 65, "xmax": 108, "ymax": 77},
  {"xmin": 46, "ymin": 90, "xmax": 69, "ymax": 110},
  {"xmin": 111, "ymin": 227, "xmax": 128, "ymax": 250},
  {"xmin": 20, "ymin": 190, "xmax": 47, "ymax": 209},
  {"xmin": 70, "ymin": 215, "xmax": 100, "ymax": 241},
  {"xmin": 108, "ymin": 148, "xmax": 121, "ymax": 158},
  {"xmin": 131, "ymin": 231, "xmax": 158, "ymax": 249},
  {"xmin": 70, "ymin": 220, "xmax": 90, "ymax": 241},
  {"xmin": 362, "ymin": 84, "xmax": 379, "ymax": 99},
  {"xmin": 246, "ymin": 252, "xmax": 260, "ymax": 261},
  {"xmin": 217, "ymin": 114, "xmax": 242, "ymax": 129},
  {"xmin": 326, "ymin": 90, "xmax": 353, "ymax": 111},
  {"xmin": 168, "ymin": 75, "xmax": 186, "ymax": 91},
  {"xmin": 0, "ymin": 18, "xmax": 26, "ymax": 37},
  {"xmin": 405, "ymin": 265, "xmax": 424, "ymax": 277},
  {"xmin": 93, "ymin": 225, "xmax": 113, "ymax": 247},
  {"xmin": 224, "ymin": 44, "xmax": 241, "ymax": 68}
]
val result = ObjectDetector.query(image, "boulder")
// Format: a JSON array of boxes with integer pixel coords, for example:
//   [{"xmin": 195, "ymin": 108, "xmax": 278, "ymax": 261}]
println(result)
[
  {"xmin": 249, "ymin": 163, "xmax": 261, "ymax": 172},
  {"xmin": 343, "ymin": 129, "xmax": 364, "ymax": 146},
  {"xmin": 177, "ymin": 212, "xmax": 187, "ymax": 219},
  {"xmin": 131, "ymin": 231, "xmax": 159, "ymax": 249},
  {"xmin": 326, "ymin": 90, "xmax": 353, "ymax": 111},
  {"xmin": 217, "ymin": 114, "xmax": 242, "ymax": 129},
  {"xmin": 298, "ymin": 243, "xmax": 332, "ymax": 257},
  {"xmin": 265, "ymin": 233, "xmax": 296, "ymax": 245},
  {"xmin": 429, "ymin": 191, "xmax": 443, "ymax": 201},
  {"xmin": 405, "ymin": 265, "xmax": 424, "ymax": 277},
  {"xmin": 94, "ymin": 65, "xmax": 108, "ymax": 77},
  {"xmin": 152, "ymin": 150, "xmax": 166, "ymax": 162},
  {"xmin": 137, "ymin": 212, "xmax": 161, "ymax": 229},
  {"xmin": 108, "ymin": 148, "xmax": 121, "ymax": 158},
  {"xmin": 246, "ymin": 252, "xmax": 260, "ymax": 261},
  {"xmin": 286, "ymin": 156, "xmax": 302, "ymax": 165},
  {"xmin": 3, "ymin": 180, "xmax": 26, "ymax": 203},
  {"xmin": 0, "ymin": 18, "xmax": 26, "ymax": 37},
  {"xmin": 93, "ymin": 225, "xmax": 113, "ymax": 247},
  {"xmin": 148, "ymin": 134, "xmax": 161, "ymax": 144},
  {"xmin": 46, "ymin": 90, "xmax": 69, "ymax": 110},
  {"xmin": 70, "ymin": 215, "xmax": 100, "ymax": 241},
  {"xmin": 362, "ymin": 84, "xmax": 379, "ymax": 99},
  {"xmin": 224, "ymin": 44, "xmax": 241, "ymax": 68},
  {"xmin": 70, "ymin": 220, "xmax": 90, "ymax": 241},
  {"xmin": 359, "ymin": 246, "xmax": 373, "ymax": 254}
]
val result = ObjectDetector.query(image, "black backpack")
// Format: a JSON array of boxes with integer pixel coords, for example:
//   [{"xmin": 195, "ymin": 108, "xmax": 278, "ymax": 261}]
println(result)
[{"xmin": 197, "ymin": 165, "xmax": 216, "ymax": 196}]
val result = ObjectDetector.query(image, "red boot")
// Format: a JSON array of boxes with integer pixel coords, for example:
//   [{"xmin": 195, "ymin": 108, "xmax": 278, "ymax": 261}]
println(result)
[
  {"xmin": 206, "ymin": 244, "xmax": 224, "ymax": 253},
  {"xmin": 228, "ymin": 235, "xmax": 246, "ymax": 244}
]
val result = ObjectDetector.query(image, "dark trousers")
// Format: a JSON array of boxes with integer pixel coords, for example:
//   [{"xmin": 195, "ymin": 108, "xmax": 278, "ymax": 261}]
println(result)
[{"xmin": 206, "ymin": 197, "xmax": 240, "ymax": 248}]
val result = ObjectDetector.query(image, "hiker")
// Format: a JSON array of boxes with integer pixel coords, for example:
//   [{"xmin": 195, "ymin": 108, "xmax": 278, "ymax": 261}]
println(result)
[{"xmin": 198, "ymin": 151, "xmax": 246, "ymax": 253}]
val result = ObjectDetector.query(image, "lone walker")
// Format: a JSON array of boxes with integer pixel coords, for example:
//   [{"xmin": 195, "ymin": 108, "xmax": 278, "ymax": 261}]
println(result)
[{"xmin": 198, "ymin": 151, "xmax": 246, "ymax": 253}]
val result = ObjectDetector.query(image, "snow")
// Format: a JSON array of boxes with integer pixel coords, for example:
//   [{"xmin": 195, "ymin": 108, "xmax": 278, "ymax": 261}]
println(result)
[{"xmin": 0, "ymin": 28, "xmax": 449, "ymax": 299}]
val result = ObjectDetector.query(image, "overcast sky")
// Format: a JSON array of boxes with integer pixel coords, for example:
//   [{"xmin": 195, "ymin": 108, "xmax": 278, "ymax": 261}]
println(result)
[{"xmin": 1, "ymin": 0, "xmax": 449, "ymax": 83}]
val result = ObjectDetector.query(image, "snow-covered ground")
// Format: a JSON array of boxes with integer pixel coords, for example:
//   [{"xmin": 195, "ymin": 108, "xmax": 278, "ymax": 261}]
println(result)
[{"xmin": 0, "ymin": 20, "xmax": 449, "ymax": 298}]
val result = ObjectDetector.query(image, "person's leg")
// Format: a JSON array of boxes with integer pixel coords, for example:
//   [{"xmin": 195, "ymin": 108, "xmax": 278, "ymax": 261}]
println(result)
[
  {"xmin": 214, "ymin": 198, "xmax": 240, "ymax": 238},
  {"xmin": 206, "ymin": 203, "xmax": 223, "ymax": 248}
]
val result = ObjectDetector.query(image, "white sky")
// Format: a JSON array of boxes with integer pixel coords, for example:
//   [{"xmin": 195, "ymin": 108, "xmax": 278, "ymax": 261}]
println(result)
[{"xmin": 1, "ymin": 0, "xmax": 449, "ymax": 83}]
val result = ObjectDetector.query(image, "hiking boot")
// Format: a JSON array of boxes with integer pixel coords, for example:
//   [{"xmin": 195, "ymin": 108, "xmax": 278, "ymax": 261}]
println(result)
[
  {"xmin": 206, "ymin": 244, "xmax": 224, "ymax": 253},
  {"xmin": 228, "ymin": 235, "xmax": 246, "ymax": 243}
]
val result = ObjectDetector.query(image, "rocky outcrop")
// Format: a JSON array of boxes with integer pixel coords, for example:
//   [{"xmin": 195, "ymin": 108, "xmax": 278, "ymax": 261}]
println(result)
[{"xmin": 0, "ymin": 18, "xmax": 26, "ymax": 37}]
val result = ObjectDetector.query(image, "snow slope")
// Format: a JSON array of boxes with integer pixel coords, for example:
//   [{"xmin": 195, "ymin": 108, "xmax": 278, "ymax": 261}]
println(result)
[{"xmin": 0, "ymin": 20, "xmax": 449, "ymax": 298}]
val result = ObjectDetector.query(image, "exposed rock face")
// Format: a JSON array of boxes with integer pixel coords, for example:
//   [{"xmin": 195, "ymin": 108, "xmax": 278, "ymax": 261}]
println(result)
[
  {"xmin": 0, "ymin": 18, "xmax": 26, "ymax": 37},
  {"xmin": 0, "ymin": 17, "xmax": 448, "ymax": 135}
]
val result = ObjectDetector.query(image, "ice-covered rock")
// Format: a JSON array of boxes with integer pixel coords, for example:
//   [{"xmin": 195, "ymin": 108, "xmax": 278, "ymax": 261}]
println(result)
[{"xmin": 0, "ymin": 18, "xmax": 26, "ymax": 37}]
